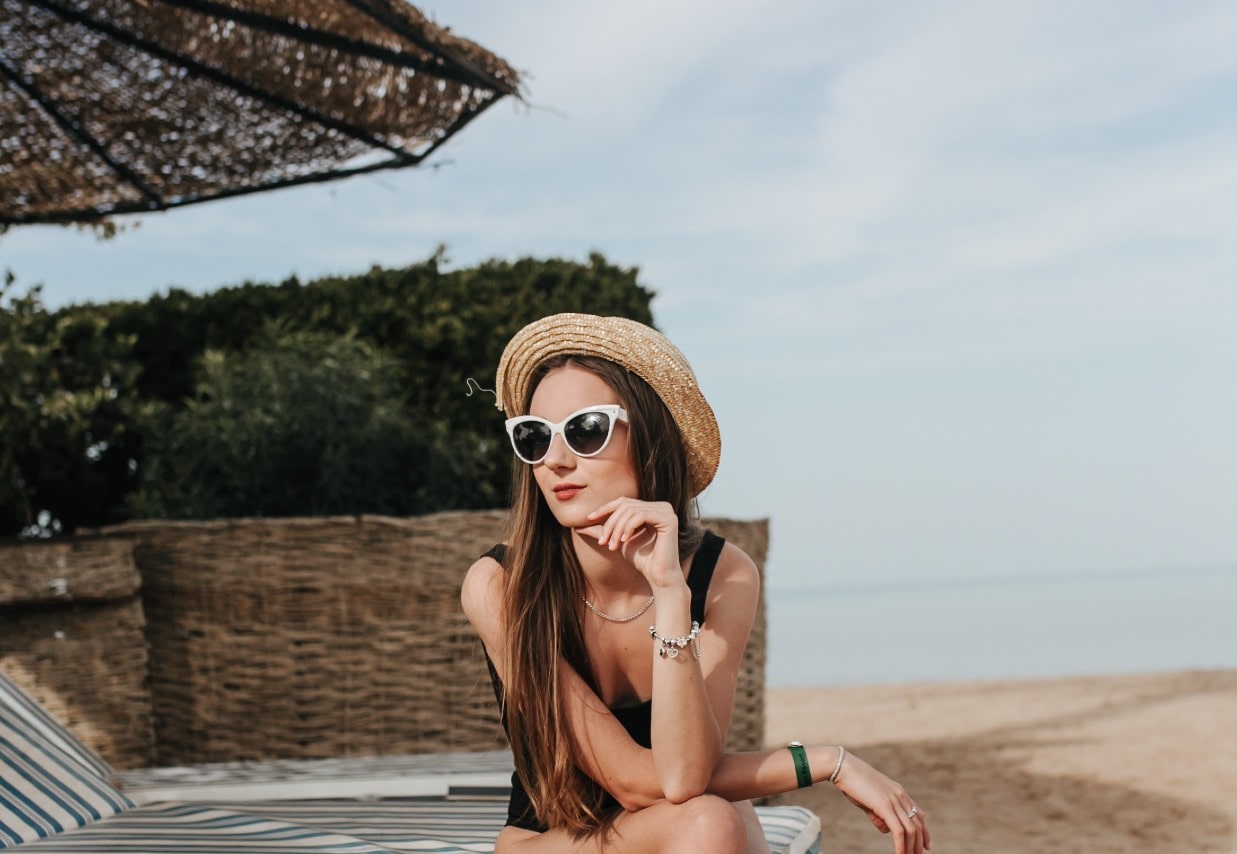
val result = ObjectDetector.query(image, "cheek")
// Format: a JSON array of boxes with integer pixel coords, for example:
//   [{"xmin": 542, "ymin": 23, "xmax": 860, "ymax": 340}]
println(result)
[
  {"xmin": 605, "ymin": 457, "xmax": 641, "ymax": 497},
  {"xmin": 609, "ymin": 440, "xmax": 640, "ymax": 494},
  {"xmin": 531, "ymin": 466, "xmax": 555, "ymax": 497}
]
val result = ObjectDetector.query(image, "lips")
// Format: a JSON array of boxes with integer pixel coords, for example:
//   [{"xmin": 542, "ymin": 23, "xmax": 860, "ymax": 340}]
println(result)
[{"xmin": 553, "ymin": 483, "xmax": 584, "ymax": 501}]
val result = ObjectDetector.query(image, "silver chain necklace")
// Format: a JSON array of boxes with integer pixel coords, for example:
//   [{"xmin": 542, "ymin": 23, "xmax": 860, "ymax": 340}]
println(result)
[{"xmin": 581, "ymin": 593, "xmax": 655, "ymax": 623}]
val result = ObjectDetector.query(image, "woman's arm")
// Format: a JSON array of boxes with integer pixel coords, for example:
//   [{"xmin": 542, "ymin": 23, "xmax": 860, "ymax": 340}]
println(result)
[
  {"xmin": 624, "ymin": 548, "xmax": 760, "ymax": 801},
  {"xmin": 711, "ymin": 748, "xmax": 932, "ymax": 853},
  {"xmin": 642, "ymin": 539, "xmax": 760, "ymax": 801},
  {"xmin": 464, "ymin": 555, "xmax": 930, "ymax": 851},
  {"xmin": 580, "ymin": 500, "xmax": 761, "ymax": 802}
]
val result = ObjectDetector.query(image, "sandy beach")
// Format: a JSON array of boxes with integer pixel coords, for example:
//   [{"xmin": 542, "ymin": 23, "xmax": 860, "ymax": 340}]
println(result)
[{"xmin": 765, "ymin": 669, "xmax": 1237, "ymax": 853}]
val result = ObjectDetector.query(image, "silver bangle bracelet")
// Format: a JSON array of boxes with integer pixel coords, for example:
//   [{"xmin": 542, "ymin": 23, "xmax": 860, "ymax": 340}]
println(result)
[
  {"xmin": 828, "ymin": 745, "xmax": 846, "ymax": 784},
  {"xmin": 648, "ymin": 621, "xmax": 702, "ymax": 659}
]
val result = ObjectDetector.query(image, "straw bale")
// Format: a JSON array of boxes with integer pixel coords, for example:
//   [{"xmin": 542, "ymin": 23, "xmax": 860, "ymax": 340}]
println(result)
[
  {"xmin": 125, "ymin": 512, "xmax": 503, "ymax": 764},
  {"xmin": 707, "ymin": 517, "xmax": 769, "ymax": 754},
  {"xmin": 0, "ymin": 536, "xmax": 141, "ymax": 605},
  {"xmin": 0, "ymin": 600, "xmax": 155, "ymax": 769}
]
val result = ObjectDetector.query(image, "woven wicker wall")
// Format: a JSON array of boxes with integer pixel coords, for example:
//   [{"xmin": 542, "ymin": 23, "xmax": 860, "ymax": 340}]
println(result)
[
  {"xmin": 117, "ymin": 512, "xmax": 768, "ymax": 765},
  {"xmin": 706, "ymin": 517, "xmax": 768, "ymax": 754},
  {"xmin": 0, "ymin": 537, "xmax": 156, "ymax": 769}
]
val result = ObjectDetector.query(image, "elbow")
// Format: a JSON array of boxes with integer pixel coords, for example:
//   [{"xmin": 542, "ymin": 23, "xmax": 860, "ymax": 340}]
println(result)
[
  {"xmin": 660, "ymin": 772, "xmax": 711, "ymax": 805},
  {"xmin": 656, "ymin": 740, "xmax": 722, "ymax": 804},
  {"xmin": 609, "ymin": 777, "xmax": 663, "ymax": 812},
  {"xmin": 606, "ymin": 768, "xmax": 666, "ymax": 812},
  {"xmin": 607, "ymin": 767, "xmax": 705, "ymax": 810}
]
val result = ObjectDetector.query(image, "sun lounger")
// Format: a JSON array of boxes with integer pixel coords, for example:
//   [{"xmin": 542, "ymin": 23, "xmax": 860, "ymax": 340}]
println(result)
[{"xmin": 1, "ymin": 671, "xmax": 821, "ymax": 852}]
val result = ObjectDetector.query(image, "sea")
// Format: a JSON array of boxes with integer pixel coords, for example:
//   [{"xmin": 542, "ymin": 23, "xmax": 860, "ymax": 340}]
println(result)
[{"xmin": 764, "ymin": 565, "xmax": 1237, "ymax": 687}]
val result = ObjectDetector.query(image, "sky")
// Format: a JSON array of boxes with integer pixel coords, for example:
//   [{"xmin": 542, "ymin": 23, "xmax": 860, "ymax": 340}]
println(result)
[{"xmin": 3, "ymin": 0, "xmax": 1236, "ymax": 592}]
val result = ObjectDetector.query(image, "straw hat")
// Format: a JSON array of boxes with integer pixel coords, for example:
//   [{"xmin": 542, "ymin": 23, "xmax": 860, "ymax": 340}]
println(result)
[{"xmin": 496, "ymin": 313, "xmax": 720, "ymax": 496}]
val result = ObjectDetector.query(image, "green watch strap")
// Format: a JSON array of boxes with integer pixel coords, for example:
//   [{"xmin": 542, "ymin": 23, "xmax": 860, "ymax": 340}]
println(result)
[{"xmin": 788, "ymin": 741, "xmax": 812, "ymax": 788}]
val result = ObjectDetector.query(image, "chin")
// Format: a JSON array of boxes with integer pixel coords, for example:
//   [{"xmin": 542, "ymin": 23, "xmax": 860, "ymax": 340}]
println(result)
[
  {"xmin": 548, "ymin": 508, "xmax": 590, "ymax": 530},
  {"xmin": 540, "ymin": 498, "xmax": 598, "ymax": 531}
]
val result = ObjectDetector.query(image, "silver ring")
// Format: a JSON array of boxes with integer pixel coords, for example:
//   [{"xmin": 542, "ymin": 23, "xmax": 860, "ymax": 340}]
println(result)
[{"xmin": 907, "ymin": 806, "xmax": 919, "ymax": 820}]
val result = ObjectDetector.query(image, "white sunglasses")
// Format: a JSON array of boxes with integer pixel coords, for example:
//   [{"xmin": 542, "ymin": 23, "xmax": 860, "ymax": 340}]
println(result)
[{"xmin": 505, "ymin": 405, "xmax": 629, "ymax": 464}]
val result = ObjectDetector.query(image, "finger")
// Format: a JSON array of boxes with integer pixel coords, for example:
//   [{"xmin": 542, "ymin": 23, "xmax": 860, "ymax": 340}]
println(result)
[
  {"xmin": 594, "ymin": 503, "xmax": 632, "ymax": 547},
  {"xmin": 620, "ymin": 524, "xmax": 656, "ymax": 552},
  {"xmin": 887, "ymin": 811, "xmax": 906, "ymax": 854},
  {"xmin": 574, "ymin": 524, "xmax": 606, "ymax": 542},
  {"xmin": 892, "ymin": 814, "xmax": 916, "ymax": 854},
  {"xmin": 583, "ymin": 503, "xmax": 619, "ymax": 544},
  {"xmin": 611, "ymin": 508, "xmax": 655, "ymax": 552},
  {"xmin": 888, "ymin": 801, "xmax": 922, "ymax": 854},
  {"xmin": 898, "ymin": 804, "xmax": 924, "ymax": 854},
  {"xmin": 602, "ymin": 507, "xmax": 636, "ymax": 549},
  {"xmin": 911, "ymin": 806, "xmax": 931, "ymax": 851},
  {"xmin": 609, "ymin": 501, "xmax": 645, "ymax": 532}
]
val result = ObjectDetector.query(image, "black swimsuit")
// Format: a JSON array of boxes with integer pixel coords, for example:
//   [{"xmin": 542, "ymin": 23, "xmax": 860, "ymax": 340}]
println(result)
[{"xmin": 483, "ymin": 531, "xmax": 725, "ymax": 832}]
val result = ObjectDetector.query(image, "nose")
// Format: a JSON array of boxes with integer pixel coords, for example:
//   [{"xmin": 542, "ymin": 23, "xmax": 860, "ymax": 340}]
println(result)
[{"xmin": 540, "ymin": 430, "xmax": 575, "ymax": 471}]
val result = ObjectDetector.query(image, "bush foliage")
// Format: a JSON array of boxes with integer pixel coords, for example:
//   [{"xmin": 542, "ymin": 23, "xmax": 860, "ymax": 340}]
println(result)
[
  {"xmin": 1, "ymin": 274, "xmax": 145, "ymax": 537},
  {"xmin": 2, "ymin": 253, "xmax": 655, "ymax": 538}
]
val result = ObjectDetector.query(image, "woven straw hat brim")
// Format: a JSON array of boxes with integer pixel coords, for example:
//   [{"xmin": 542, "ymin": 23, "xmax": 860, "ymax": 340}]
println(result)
[{"xmin": 496, "ymin": 314, "xmax": 720, "ymax": 496}]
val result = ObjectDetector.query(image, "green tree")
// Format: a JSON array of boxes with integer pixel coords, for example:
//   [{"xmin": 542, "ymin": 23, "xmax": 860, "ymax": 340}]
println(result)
[
  {"xmin": 128, "ymin": 323, "xmax": 494, "ymax": 520},
  {"xmin": 0, "ymin": 274, "xmax": 142, "ymax": 536},
  {"xmin": 99, "ymin": 251, "xmax": 654, "ymax": 410}
]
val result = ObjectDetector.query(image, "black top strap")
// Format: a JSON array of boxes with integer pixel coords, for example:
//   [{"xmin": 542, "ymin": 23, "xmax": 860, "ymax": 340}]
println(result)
[{"xmin": 687, "ymin": 531, "xmax": 724, "ymax": 626}]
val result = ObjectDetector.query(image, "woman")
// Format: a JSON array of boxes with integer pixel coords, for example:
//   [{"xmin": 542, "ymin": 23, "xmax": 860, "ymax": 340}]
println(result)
[{"xmin": 462, "ymin": 313, "xmax": 931, "ymax": 853}]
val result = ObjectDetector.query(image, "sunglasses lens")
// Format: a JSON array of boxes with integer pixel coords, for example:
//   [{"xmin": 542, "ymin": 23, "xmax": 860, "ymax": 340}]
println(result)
[
  {"xmin": 511, "ymin": 420, "xmax": 552, "ymax": 463},
  {"xmin": 563, "ymin": 411, "xmax": 613, "ymax": 456}
]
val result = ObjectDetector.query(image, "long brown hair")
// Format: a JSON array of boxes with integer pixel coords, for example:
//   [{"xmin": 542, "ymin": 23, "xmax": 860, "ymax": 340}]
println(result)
[{"xmin": 500, "ymin": 355, "xmax": 703, "ymax": 834}]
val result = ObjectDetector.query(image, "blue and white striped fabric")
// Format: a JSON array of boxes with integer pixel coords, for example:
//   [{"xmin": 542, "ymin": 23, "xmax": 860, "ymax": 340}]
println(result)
[
  {"xmin": 756, "ymin": 805, "xmax": 822, "ymax": 854},
  {"xmin": 6, "ymin": 801, "xmax": 433, "ymax": 852},
  {"xmin": 0, "ymin": 704, "xmax": 133, "ymax": 848},
  {"xmin": 0, "ymin": 673, "xmax": 113, "ymax": 785},
  {"xmin": 3, "ymin": 799, "xmax": 506, "ymax": 852},
  {"xmin": 7, "ymin": 799, "xmax": 820, "ymax": 853}
]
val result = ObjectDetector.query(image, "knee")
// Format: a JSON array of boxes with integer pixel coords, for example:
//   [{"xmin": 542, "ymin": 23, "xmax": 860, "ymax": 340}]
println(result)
[{"xmin": 667, "ymin": 795, "xmax": 747, "ymax": 854}]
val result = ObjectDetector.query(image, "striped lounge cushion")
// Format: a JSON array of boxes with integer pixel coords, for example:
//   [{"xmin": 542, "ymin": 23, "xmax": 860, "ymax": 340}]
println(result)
[
  {"xmin": 0, "ymin": 704, "xmax": 133, "ymax": 848},
  {"xmin": 4, "ymin": 799, "xmax": 820, "ymax": 854},
  {"xmin": 0, "ymin": 673, "xmax": 113, "ymax": 786},
  {"xmin": 3, "ymin": 801, "xmax": 439, "ymax": 853}
]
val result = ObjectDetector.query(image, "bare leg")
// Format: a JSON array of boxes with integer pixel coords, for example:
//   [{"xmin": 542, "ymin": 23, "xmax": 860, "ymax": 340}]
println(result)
[
  {"xmin": 496, "ymin": 794, "xmax": 748, "ymax": 854},
  {"xmin": 734, "ymin": 800, "xmax": 772, "ymax": 854}
]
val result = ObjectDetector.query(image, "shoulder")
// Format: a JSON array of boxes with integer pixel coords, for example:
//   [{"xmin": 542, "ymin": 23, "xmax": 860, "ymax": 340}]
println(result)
[
  {"xmin": 462, "ymin": 552, "xmax": 510, "ymax": 675},
  {"xmin": 713, "ymin": 540, "xmax": 760, "ymax": 593},
  {"xmin": 461, "ymin": 550, "xmax": 505, "ymax": 635},
  {"xmin": 702, "ymin": 539, "xmax": 760, "ymax": 624},
  {"xmin": 697, "ymin": 532, "xmax": 758, "ymax": 586}
]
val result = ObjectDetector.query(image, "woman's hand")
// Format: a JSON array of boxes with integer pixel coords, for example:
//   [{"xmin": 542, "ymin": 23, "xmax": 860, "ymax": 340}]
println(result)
[
  {"xmin": 833, "ymin": 751, "xmax": 931, "ymax": 854},
  {"xmin": 577, "ymin": 497, "xmax": 682, "ymax": 589}
]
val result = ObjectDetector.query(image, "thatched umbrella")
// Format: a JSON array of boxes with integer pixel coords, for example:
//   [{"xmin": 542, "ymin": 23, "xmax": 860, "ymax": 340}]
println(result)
[{"xmin": 0, "ymin": 0, "xmax": 521, "ymax": 227}]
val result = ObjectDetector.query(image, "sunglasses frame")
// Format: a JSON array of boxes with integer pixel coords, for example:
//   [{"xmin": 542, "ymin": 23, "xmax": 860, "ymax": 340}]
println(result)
[{"xmin": 505, "ymin": 404, "xmax": 630, "ymax": 464}]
